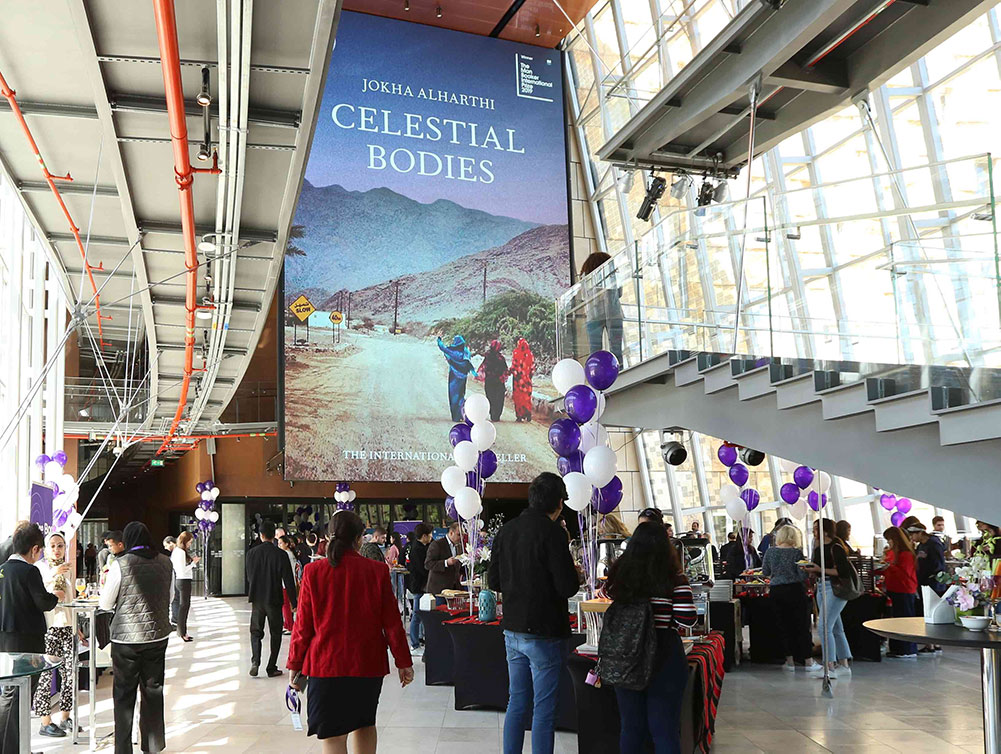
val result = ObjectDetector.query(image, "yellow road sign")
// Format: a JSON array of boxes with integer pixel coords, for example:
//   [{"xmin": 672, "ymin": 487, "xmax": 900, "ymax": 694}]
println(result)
[
  {"xmin": 329, "ymin": 311, "xmax": 344, "ymax": 325},
  {"xmin": 289, "ymin": 295, "xmax": 315, "ymax": 323}
]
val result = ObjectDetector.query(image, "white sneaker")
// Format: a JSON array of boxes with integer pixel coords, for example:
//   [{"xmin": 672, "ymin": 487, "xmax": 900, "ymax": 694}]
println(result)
[
  {"xmin": 782, "ymin": 663, "xmax": 796, "ymax": 672},
  {"xmin": 808, "ymin": 663, "xmax": 831, "ymax": 675},
  {"xmin": 410, "ymin": 646, "xmax": 424, "ymax": 657},
  {"xmin": 836, "ymin": 664, "xmax": 851, "ymax": 677}
]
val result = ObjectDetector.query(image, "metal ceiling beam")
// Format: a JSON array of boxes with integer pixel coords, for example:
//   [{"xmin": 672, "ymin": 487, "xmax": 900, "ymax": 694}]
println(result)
[
  {"xmin": 137, "ymin": 219, "xmax": 278, "ymax": 242},
  {"xmin": 110, "ymin": 94, "xmax": 301, "ymax": 129},
  {"xmin": 117, "ymin": 135, "xmax": 296, "ymax": 152},
  {"xmin": 48, "ymin": 232, "xmax": 131, "ymax": 246},
  {"xmin": 152, "ymin": 296, "xmax": 261, "ymax": 313},
  {"xmin": 0, "ymin": 100, "xmax": 99, "ymax": 119},
  {"xmin": 141, "ymin": 245, "xmax": 274, "ymax": 261},
  {"xmin": 96, "ymin": 54, "xmax": 310, "ymax": 76},
  {"xmin": 160, "ymin": 373, "xmax": 235, "ymax": 386},
  {"xmin": 159, "ymin": 342, "xmax": 248, "ymax": 356},
  {"xmin": 19, "ymin": 180, "xmax": 119, "ymax": 197}
]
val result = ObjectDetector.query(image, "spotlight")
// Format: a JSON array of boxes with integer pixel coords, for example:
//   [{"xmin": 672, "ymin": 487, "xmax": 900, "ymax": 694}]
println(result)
[
  {"xmin": 404, "ymin": 0, "xmax": 409, "ymax": 9},
  {"xmin": 78, "ymin": 408, "xmax": 90, "ymax": 418},
  {"xmin": 196, "ymin": 142, "xmax": 211, "ymax": 162},
  {"xmin": 696, "ymin": 178, "xmax": 715, "ymax": 207},
  {"xmin": 740, "ymin": 447, "xmax": 765, "ymax": 466},
  {"xmin": 196, "ymin": 66, "xmax": 212, "ymax": 107},
  {"xmin": 661, "ymin": 440, "xmax": 688, "ymax": 466},
  {"xmin": 636, "ymin": 175, "xmax": 667, "ymax": 222},
  {"xmin": 436, "ymin": 5, "xmax": 442, "ymax": 17},
  {"xmin": 712, "ymin": 179, "xmax": 729, "ymax": 204},
  {"xmin": 535, "ymin": 24, "xmax": 541, "ymax": 37},
  {"xmin": 197, "ymin": 238, "xmax": 216, "ymax": 253},
  {"xmin": 669, "ymin": 173, "xmax": 691, "ymax": 200}
]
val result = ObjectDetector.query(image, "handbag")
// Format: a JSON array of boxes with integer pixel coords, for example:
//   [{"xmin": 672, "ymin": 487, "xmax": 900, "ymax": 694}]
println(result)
[
  {"xmin": 831, "ymin": 551, "xmax": 863, "ymax": 601},
  {"xmin": 596, "ymin": 600, "xmax": 657, "ymax": 690}
]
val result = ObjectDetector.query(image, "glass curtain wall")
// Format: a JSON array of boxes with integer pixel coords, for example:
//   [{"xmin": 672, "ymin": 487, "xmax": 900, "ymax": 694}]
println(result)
[{"xmin": 567, "ymin": 0, "xmax": 998, "ymax": 542}]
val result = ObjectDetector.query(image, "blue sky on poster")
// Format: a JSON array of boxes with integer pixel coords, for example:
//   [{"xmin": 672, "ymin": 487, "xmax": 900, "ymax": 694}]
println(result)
[{"xmin": 304, "ymin": 12, "xmax": 569, "ymax": 226}]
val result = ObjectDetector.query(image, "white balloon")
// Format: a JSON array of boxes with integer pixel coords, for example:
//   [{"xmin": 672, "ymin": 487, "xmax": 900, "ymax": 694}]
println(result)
[
  {"xmin": 334, "ymin": 491, "xmax": 343, "ymax": 503},
  {"xmin": 453, "ymin": 441, "xmax": 479, "ymax": 472},
  {"xmin": 778, "ymin": 458, "xmax": 799, "ymax": 474},
  {"xmin": 208, "ymin": 510, "xmax": 220, "ymax": 523},
  {"xmin": 563, "ymin": 472, "xmax": 592, "ymax": 512},
  {"xmin": 583, "ymin": 446, "xmax": 617, "ymax": 488},
  {"xmin": 44, "ymin": 461, "xmax": 62, "ymax": 481},
  {"xmin": 194, "ymin": 508, "xmax": 205, "ymax": 520},
  {"xmin": 63, "ymin": 488, "xmax": 79, "ymax": 508},
  {"xmin": 817, "ymin": 471, "xmax": 832, "ymax": 493},
  {"xmin": 552, "ymin": 359, "xmax": 586, "ymax": 396},
  {"xmin": 57, "ymin": 473, "xmax": 75, "ymax": 492},
  {"xmin": 789, "ymin": 500, "xmax": 807, "ymax": 521},
  {"xmin": 211, "ymin": 486, "xmax": 221, "ymax": 500},
  {"xmin": 579, "ymin": 422, "xmax": 609, "ymax": 454},
  {"xmin": 594, "ymin": 392, "xmax": 606, "ymax": 419},
  {"xmin": 725, "ymin": 497, "xmax": 747, "ymax": 522},
  {"xmin": 464, "ymin": 394, "xmax": 490, "ymax": 424},
  {"xmin": 454, "ymin": 487, "xmax": 483, "ymax": 520},
  {"xmin": 719, "ymin": 485, "xmax": 741, "ymax": 506},
  {"xmin": 348, "ymin": 490, "xmax": 357, "ymax": 502},
  {"xmin": 441, "ymin": 466, "xmax": 466, "ymax": 496},
  {"xmin": 470, "ymin": 421, "xmax": 496, "ymax": 451},
  {"xmin": 201, "ymin": 490, "xmax": 212, "ymax": 501}
]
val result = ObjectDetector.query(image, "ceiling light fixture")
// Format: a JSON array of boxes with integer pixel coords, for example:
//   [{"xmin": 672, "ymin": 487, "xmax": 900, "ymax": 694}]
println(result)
[
  {"xmin": 535, "ymin": 24, "xmax": 541, "ymax": 37},
  {"xmin": 197, "ymin": 237, "xmax": 216, "ymax": 253},
  {"xmin": 404, "ymin": 0, "xmax": 409, "ymax": 9},
  {"xmin": 196, "ymin": 309, "xmax": 213, "ymax": 321},
  {"xmin": 196, "ymin": 66, "xmax": 212, "ymax": 107},
  {"xmin": 79, "ymin": 408, "xmax": 90, "ymax": 418},
  {"xmin": 669, "ymin": 172, "xmax": 691, "ymax": 200},
  {"xmin": 636, "ymin": 175, "xmax": 667, "ymax": 222},
  {"xmin": 436, "ymin": 5, "xmax": 442, "ymax": 18},
  {"xmin": 196, "ymin": 142, "xmax": 211, "ymax": 162}
]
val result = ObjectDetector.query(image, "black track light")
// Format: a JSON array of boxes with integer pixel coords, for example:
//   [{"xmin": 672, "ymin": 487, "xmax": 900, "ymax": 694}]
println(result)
[
  {"xmin": 637, "ymin": 175, "xmax": 667, "ymax": 222},
  {"xmin": 196, "ymin": 66, "xmax": 212, "ymax": 107},
  {"xmin": 661, "ymin": 440, "xmax": 688, "ymax": 466},
  {"xmin": 740, "ymin": 447, "xmax": 765, "ymax": 466},
  {"xmin": 436, "ymin": 5, "xmax": 442, "ymax": 18}
]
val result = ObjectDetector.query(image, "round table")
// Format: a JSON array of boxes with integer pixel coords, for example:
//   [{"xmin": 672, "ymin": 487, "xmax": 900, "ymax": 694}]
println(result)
[
  {"xmin": 0, "ymin": 652, "xmax": 63, "ymax": 754},
  {"xmin": 866, "ymin": 617, "xmax": 1001, "ymax": 754}
]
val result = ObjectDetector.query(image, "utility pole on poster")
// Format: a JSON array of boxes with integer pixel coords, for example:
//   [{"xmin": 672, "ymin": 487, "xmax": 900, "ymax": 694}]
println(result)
[
  {"xmin": 346, "ymin": 291, "xmax": 352, "ymax": 330},
  {"xmin": 392, "ymin": 280, "xmax": 400, "ymax": 335},
  {"xmin": 482, "ymin": 261, "xmax": 487, "ymax": 306}
]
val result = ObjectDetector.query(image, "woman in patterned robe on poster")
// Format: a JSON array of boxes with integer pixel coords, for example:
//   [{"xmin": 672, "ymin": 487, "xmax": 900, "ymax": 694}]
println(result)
[
  {"xmin": 510, "ymin": 338, "xmax": 535, "ymax": 422},
  {"xmin": 480, "ymin": 340, "xmax": 508, "ymax": 422},
  {"xmin": 437, "ymin": 335, "xmax": 476, "ymax": 422}
]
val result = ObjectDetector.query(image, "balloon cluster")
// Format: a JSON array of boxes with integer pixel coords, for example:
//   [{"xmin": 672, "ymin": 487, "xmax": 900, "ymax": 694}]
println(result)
[
  {"xmin": 777, "ymin": 460, "xmax": 833, "ymax": 519},
  {"xmin": 717, "ymin": 443, "xmax": 764, "ymax": 522},
  {"xmin": 549, "ymin": 351, "xmax": 621, "ymax": 514},
  {"xmin": 334, "ymin": 482, "xmax": 357, "ymax": 511},
  {"xmin": 440, "ymin": 393, "xmax": 498, "ymax": 521},
  {"xmin": 879, "ymin": 493, "xmax": 913, "ymax": 527},
  {"xmin": 36, "ymin": 451, "xmax": 78, "ymax": 529},
  {"xmin": 293, "ymin": 506, "xmax": 315, "ymax": 532},
  {"xmin": 193, "ymin": 480, "xmax": 220, "ymax": 532}
]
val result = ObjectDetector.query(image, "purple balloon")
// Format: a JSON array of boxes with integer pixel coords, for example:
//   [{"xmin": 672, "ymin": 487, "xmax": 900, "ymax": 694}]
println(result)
[
  {"xmin": 564, "ymin": 384, "xmax": 598, "ymax": 424},
  {"xmin": 53, "ymin": 450, "xmax": 68, "ymax": 467},
  {"xmin": 204, "ymin": 479, "xmax": 214, "ymax": 489},
  {"xmin": 890, "ymin": 511, "xmax": 905, "ymax": 527},
  {"xmin": 592, "ymin": 476, "xmax": 623, "ymax": 514},
  {"xmin": 740, "ymin": 488, "xmax": 760, "ymax": 511},
  {"xmin": 584, "ymin": 350, "xmax": 620, "ymax": 391},
  {"xmin": 548, "ymin": 418, "xmax": 582, "ymax": 457},
  {"xmin": 449, "ymin": 423, "xmax": 472, "ymax": 447},
  {"xmin": 807, "ymin": 491, "xmax": 828, "ymax": 511},
  {"xmin": 465, "ymin": 472, "xmax": 485, "ymax": 495},
  {"xmin": 896, "ymin": 498, "xmax": 912, "ymax": 514},
  {"xmin": 717, "ymin": 445, "xmax": 738, "ymax": 467},
  {"xmin": 195, "ymin": 482, "xmax": 205, "ymax": 493},
  {"xmin": 793, "ymin": 466, "xmax": 815, "ymax": 490},
  {"xmin": 728, "ymin": 463, "xmax": 749, "ymax": 487},
  {"xmin": 477, "ymin": 449, "xmax": 498, "ymax": 479},
  {"xmin": 35, "ymin": 454, "xmax": 51, "ymax": 469},
  {"xmin": 780, "ymin": 483, "xmax": 801, "ymax": 504},
  {"xmin": 54, "ymin": 508, "xmax": 70, "ymax": 528},
  {"xmin": 879, "ymin": 493, "xmax": 897, "ymax": 510},
  {"xmin": 556, "ymin": 451, "xmax": 585, "ymax": 477},
  {"xmin": 445, "ymin": 496, "xmax": 457, "ymax": 520}
]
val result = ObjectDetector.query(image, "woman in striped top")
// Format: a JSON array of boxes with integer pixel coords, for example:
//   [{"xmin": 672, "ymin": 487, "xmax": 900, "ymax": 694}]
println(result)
[{"xmin": 603, "ymin": 522, "xmax": 697, "ymax": 754}]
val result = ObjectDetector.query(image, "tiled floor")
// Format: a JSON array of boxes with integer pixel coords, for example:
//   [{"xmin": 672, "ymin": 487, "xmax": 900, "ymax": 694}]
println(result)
[{"xmin": 34, "ymin": 596, "xmax": 986, "ymax": 753}]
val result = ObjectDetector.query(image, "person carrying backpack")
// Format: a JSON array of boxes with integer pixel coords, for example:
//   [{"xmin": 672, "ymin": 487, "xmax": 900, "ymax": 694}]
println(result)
[{"xmin": 597, "ymin": 522, "xmax": 697, "ymax": 754}]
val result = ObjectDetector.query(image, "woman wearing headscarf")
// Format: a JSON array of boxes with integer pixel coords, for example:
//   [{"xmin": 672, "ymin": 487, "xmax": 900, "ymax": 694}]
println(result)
[
  {"xmin": 437, "ymin": 335, "xmax": 476, "ymax": 422},
  {"xmin": 481, "ymin": 339, "xmax": 508, "ymax": 422},
  {"xmin": 99, "ymin": 522, "xmax": 173, "ymax": 754},
  {"xmin": 510, "ymin": 338, "xmax": 535, "ymax": 422},
  {"xmin": 33, "ymin": 532, "xmax": 76, "ymax": 737}
]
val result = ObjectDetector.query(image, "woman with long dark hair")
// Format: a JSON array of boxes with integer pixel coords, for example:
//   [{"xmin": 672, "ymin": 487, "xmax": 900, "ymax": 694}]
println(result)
[
  {"xmin": 99, "ymin": 522, "xmax": 173, "ymax": 754},
  {"xmin": 880, "ymin": 526, "xmax": 919, "ymax": 658},
  {"xmin": 601, "ymin": 522, "xmax": 697, "ymax": 754},
  {"xmin": 803, "ymin": 518, "xmax": 853, "ymax": 676},
  {"xmin": 481, "ymin": 339, "xmax": 508, "ymax": 421},
  {"xmin": 170, "ymin": 531, "xmax": 199, "ymax": 642},
  {"xmin": 287, "ymin": 511, "xmax": 413, "ymax": 754}
]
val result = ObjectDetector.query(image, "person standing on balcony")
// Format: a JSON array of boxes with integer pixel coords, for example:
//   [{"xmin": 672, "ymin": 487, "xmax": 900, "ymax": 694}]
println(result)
[{"xmin": 580, "ymin": 252, "xmax": 624, "ymax": 365}]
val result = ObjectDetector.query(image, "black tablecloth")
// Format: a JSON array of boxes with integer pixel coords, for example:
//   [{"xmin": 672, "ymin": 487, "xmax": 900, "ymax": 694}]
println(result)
[
  {"xmin": 738, "ymin": 596, "xmax": 787, "ymax": 664},
  {"xmin": 842, "ymin": 593, "xmax": 888, "ymax": 661},
  {"xmin": 566, "ymin": 653, "xmax": 698, "ymax": 754},
  {"xmin": 420, "ymin": 609, "xmax": 456, "ymax": 686},
  {"xmin": 442, "ymin": 619, "xmax": 582, "ymax": 731},
  {"xmin": 708, "ymin": 600, "xmax": 739, "ymax": 671}
]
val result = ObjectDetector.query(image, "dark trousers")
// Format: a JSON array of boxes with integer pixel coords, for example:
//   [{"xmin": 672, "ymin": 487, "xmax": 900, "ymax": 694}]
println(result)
[
  {"xmin": 169, "ymin": 575, "xmax": 178, "ymax": 625},
  {"xmin": 770, "ymin": 582, "xmax": 813, "ymax": 663},
  {"xmin": 249, "ymin": 602, "xmax": 284, "ymax": 671},
  {"xmin": 614, "ymin": 630, "xmax": 687, "ymax": 754},
  {"xmin": 888, "ymin": 591, "xmax": 918, "ymax": 654},
  {"xmin": 111, "ymin": 639, "xmax": 168, "ymax": 754},
  {"xmin": 175, "ymin": 579, "xmax": 192, "ymax": 637}
]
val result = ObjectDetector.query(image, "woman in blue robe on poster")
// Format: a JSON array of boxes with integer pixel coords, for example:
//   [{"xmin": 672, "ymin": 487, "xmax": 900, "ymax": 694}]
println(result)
[{"xmin": 437, "ymin": 335, "xmax": 476, "ymax": 421}]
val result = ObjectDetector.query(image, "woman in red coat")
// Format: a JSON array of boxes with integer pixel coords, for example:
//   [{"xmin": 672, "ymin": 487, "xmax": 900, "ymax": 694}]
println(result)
[
  {"xmin": 510, "ymin": 338, "xmax": 535, "ymax": 422},
  {"xmin": 880, "ymin": 525, "xmax": 919, "ymax": 658},
  {"xmin": 287, "ymin": 511, "xmax": 414, "ymax": 753}
]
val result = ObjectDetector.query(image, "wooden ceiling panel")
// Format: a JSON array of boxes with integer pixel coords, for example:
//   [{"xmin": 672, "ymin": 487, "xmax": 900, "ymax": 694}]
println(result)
[{"xmin": 498, "ymin": 0, "xmax": 594, "ymax": 47}]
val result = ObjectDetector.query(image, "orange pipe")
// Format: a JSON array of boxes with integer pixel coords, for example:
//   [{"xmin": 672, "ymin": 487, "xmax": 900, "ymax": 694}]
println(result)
[
  {"xmin": 64, "ymin": 432, "xmax": 276, "ymax": 442},
  {"xmin": 151, "ymin": 0, "xmax": 202, "ymax": 456},
  {"xmin": 0, "ymin": 70, "xmax": 110, "ymax": 347}
]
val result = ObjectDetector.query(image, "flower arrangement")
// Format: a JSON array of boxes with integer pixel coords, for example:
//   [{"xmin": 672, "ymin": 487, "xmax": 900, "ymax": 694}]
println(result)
[
  {"xmin": 937, "ymin": 534, "xmax": 999, "ymax": 615},
  {"xmin": 473, "ymin": 514, "xmax": 506, "ymax": 578}
]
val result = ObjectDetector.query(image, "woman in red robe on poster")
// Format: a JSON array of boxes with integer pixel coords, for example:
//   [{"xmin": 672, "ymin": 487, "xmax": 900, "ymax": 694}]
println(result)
[{"xmin": 510, "ymin": 338, "xmax": 535, "ymax": 422}]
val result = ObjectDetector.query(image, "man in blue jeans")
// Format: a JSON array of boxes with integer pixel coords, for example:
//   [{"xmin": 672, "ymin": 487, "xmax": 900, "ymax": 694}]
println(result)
[
  {"xmin": 489, "ymin": 473, "xmax": 581, "ymax": 754},
  {"xmin": 406, "ymin": 523, "xmax": 432, "ymax": 654}
]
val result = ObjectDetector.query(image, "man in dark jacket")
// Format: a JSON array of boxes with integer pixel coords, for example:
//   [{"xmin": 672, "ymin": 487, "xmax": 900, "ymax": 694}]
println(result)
[
  {"xmin": 0, "ymin": 523, "xmax": 61, "ymax": 751},
  {"xmin": 245, "ymin": 520, "xmax": 297, "ymax": 677},
  {"xmin": 425, "ymin": 522, "xmax": 465, "ymax": 597},
  {"xmin": 489, "ymin": 472, "xmax": 580, "ymax": 754},
  {"xmin": 406, "ymin": 523, "xmax": 433, "ymax": 654}
]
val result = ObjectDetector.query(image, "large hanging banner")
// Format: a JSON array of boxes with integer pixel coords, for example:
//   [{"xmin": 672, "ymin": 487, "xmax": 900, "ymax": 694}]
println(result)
[{"xmin": 282, "ymin": 12, "xmax": 570, "ymax": 482}]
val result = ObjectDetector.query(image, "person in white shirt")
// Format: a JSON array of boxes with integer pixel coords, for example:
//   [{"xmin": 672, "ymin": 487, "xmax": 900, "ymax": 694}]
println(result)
[
  {"xmin": 32, "ymin": 532, "xmax": 76, "ymax": 738},
  {"xmin": 170, "ymin": 531, "xmax": 199, "ymax": 642}
]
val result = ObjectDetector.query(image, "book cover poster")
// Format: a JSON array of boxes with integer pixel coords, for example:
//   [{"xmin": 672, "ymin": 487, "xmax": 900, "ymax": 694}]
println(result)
[{"xmin": 282, "ymin": 11, "xmax": 570, "ymax": 482}]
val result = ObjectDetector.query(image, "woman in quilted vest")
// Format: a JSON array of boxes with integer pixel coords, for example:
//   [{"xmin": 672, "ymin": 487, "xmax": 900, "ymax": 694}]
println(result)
[
  {"xmin": 602, "ymin": 522, "xmax": 698, "ymax": 754},
  {"xmin": 99, "ymin": 521, "xmax": 173, "ymax": 754}
]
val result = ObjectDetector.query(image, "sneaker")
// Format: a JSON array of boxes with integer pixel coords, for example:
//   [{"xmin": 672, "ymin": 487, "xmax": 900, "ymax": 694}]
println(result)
[
  {"xmin": 411, "ymin": 646, "xmax": 424, "ymax": 657},
  {"xmin": 39, "ymin": 723, "xmax": 66, "ymax": 738},
  {"xmin": 807, "ymin": 663, "xmax": 828, "ymax": 675},
  {"xmin": 918, "ymin": 647, "xmax": 936, "ymax": 655},
  {"xmin": 58, "ymin": 718, "xmax": 80, "ymax": 733},
  {"xmin": 836, "ymin": 664, "xmax": 852, "ymax": 677},
  {"xmin": 781, "ymin": 662, "xmax": 796, "ymax": 672},
  {"xmin": 282, "ymin": 629, "xmax": 292, "ymax": 636},
  {"xmin": 886, "ymin": 652, "xmax": 917, "ymax": 659},
  {"xmin": 266, "ymin": 668, "xmax": 283, "ymax": 678}
]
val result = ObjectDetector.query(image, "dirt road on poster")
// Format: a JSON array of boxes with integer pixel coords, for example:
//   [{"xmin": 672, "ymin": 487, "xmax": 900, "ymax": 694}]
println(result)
[{"xmin": 283, "ymin": 328, "xmax": 553, "ymax": 482}]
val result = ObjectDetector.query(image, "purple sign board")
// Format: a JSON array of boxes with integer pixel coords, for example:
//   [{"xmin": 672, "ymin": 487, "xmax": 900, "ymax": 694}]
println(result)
[{"xmin": 29, "ymin": 483, "xmax": 53, "ymax": 528}]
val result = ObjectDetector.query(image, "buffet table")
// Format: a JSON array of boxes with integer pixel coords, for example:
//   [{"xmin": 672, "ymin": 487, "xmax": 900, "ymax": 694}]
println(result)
[{"xmin": 420, "ymin": 606, "xmax": 460, "ymax": 686}]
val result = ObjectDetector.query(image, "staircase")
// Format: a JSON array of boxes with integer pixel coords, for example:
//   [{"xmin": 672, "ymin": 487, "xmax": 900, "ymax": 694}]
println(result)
[{"xmin": 603, "ymin": 349, "xmax": 1001, "ymax": 520}]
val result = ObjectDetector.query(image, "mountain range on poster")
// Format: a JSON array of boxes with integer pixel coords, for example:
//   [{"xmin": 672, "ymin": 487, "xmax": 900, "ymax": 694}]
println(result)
[{"xmin": 285, "ymin": 180, "xmax": 569, "ymax": 325}]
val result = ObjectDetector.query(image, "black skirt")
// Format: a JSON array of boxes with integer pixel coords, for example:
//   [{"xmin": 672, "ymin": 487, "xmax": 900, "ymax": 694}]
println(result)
[{"xmin": 306, "ymin": 676, "xmax": 383, "ymax": 739}]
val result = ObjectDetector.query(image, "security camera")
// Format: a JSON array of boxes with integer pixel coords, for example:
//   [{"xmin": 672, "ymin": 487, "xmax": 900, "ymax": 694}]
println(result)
[
  {"xmin": 661, "ymin": 440, "xmax": 688, "ymax": 466},
  {"xmin": 740, "ymin": 447, "xmax": 765, "ymax": 466}
]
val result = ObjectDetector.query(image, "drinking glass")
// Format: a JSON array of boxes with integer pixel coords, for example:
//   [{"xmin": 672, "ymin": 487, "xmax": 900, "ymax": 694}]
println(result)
[{"xmin": 75, "ymin": 577, "xmax": 87, "ymax": 600}]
